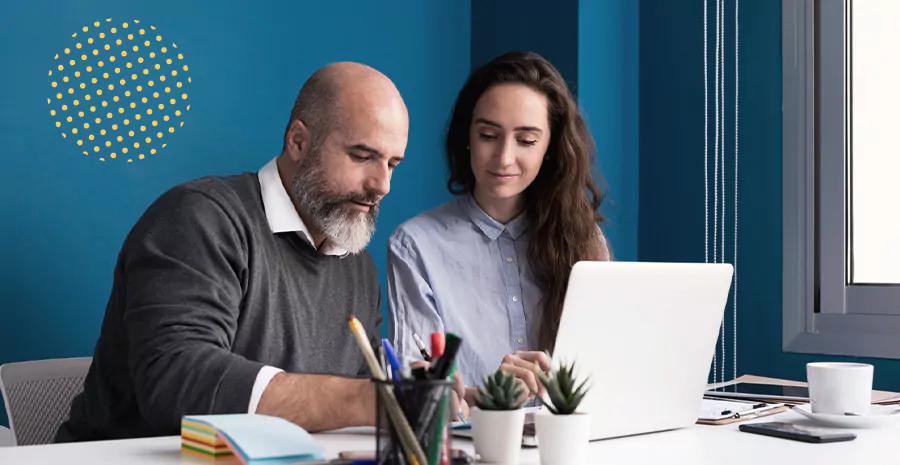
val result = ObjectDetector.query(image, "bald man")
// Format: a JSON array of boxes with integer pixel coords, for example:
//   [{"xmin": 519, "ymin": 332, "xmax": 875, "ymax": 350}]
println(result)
[{"xmin": 56, "ymin": 62, "xmax": 467, "ymax": 442}]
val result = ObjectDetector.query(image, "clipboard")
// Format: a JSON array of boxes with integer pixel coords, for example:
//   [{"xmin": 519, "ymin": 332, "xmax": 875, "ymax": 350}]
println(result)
[{"xmin": 696, "ymin": 397, "xmax": 789, "ymax": 425}]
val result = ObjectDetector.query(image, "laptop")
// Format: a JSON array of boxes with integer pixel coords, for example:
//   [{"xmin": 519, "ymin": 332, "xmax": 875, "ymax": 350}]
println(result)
[{"xmin": 454, "ymin": 261, "xmax": 733, "ymax": 444}]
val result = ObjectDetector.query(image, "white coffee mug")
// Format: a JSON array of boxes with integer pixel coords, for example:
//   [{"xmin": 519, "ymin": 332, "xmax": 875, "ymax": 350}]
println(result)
[{"xmin": 806, "ymin": 362, "xmax": 873, "ymax": 415}]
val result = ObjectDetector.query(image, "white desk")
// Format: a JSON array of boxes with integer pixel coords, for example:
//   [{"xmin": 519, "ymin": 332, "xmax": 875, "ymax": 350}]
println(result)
[{"xmin": 0, "ymin": 409, "xmax": 895, "ymax": 465}]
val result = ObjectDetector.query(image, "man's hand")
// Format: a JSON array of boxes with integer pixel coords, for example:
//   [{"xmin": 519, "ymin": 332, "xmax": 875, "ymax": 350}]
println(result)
[{"xmin": 256, "ymin": 373, "xmax": 375, "ymax": 431}]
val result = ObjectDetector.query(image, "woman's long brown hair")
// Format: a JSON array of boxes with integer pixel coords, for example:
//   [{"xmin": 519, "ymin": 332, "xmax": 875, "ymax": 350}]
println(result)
[{"xmin": 445, "ymin": 51, "xmax": 609, "ymax": 353}]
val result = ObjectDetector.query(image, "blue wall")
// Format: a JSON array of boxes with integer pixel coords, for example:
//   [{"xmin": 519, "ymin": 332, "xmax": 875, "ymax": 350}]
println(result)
[
  {"xmin": 470, "ymin": 0, "xmax": 579, "ymax": 88},
  {"xmin": 579, "ymin": 0, "xmax": 640, "ymax": 261},
  {"xmin": 639, "ymin": 0, "xmax": 900, "ymax": 390},
  {"xmin": 0, "ymin": 0, "xmax": 470, "ymax": 427}
]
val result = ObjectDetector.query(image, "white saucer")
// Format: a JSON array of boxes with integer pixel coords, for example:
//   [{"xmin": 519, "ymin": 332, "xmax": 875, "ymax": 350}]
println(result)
[{"xmin": 792, "ymin": 403, "xmax": 900, "ymax": 428}]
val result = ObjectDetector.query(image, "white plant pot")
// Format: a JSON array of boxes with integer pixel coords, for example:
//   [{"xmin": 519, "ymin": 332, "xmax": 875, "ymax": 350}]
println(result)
[
  {"xmin": 470, "ymin": 407, "xmax": 526, "ymax": 464},
  {"xmin": 534, "ymin": 411, "xmax": 591, "ymax": 465}
]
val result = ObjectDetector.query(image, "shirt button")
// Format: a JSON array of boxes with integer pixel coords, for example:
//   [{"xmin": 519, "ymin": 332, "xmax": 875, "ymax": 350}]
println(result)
[
  {"xmin": 517, "ymin": 337, "xmax": 524, "ymax": 343},
  {"xmin": 506, "ymin": 256, "xmax": 514, "ymax": 263},
  {"xmin": 512, "ymin": 296, "xmax": 519, "ymax": 302}
]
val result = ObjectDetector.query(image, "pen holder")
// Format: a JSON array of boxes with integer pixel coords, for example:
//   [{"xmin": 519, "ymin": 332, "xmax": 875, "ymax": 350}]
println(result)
[{"xmin": 374, "ymin": 379, "xmax": 454, "ymax": 465}]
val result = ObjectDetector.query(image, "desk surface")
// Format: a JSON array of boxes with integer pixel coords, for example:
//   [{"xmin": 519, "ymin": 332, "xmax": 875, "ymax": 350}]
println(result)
[{"xmin": 0, "ymin": 409, "xmax": 895, "ymax": 465}]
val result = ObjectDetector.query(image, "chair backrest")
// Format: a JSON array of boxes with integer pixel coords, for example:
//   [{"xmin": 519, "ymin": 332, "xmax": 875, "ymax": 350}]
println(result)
[{"xmin": 0, "ymin": 357, "xmax": 91, "ymax": 446}]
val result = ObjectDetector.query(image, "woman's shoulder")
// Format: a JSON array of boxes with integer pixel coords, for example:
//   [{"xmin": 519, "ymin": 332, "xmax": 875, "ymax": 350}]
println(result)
[{"xmin": 390, "ymin": 197, "xmax": 469, "ymax": 246}]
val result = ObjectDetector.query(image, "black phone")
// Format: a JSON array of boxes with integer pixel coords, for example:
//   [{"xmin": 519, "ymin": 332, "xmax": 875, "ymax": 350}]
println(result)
[{"xmin": 739, "ymin": 422, "xmax": 856, "ymax": 443}]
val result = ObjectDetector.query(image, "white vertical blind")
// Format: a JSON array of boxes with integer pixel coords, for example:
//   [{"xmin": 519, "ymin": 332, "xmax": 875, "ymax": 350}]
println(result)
[{"xmin": 705, "ymin": 0, "xmax": 739, "ymax": 383}]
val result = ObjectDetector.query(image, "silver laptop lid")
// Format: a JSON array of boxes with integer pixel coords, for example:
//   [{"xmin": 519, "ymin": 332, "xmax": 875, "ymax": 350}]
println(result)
[{"xmin": 552, "ymin": 261, "xmax": 733, "ymax": 440}]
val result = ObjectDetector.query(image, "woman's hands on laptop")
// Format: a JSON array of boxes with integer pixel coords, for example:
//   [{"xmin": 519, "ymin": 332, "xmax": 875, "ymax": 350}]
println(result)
[
  {"xmin": 463, "ymin": 351, "xmax": 553, "ymax": 407},
  {"xmin": 500, "ymin": 351, "xmax": 553, "ymax": 399}
]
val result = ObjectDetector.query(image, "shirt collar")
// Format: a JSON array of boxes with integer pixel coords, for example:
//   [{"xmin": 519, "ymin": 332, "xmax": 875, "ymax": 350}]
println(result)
[
  {"xmin": 462, "ymin": 194, "xmax": 528, "ymax": 241},
  {"xmin": 258, "ymin": 157, "xmax": 348, "ymax": 257}
]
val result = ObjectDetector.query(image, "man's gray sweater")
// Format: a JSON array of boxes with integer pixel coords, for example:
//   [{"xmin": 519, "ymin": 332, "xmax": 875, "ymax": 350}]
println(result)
[{"xmin": 55, "ymin": 172, "xmax": 381, "ymax": 442}]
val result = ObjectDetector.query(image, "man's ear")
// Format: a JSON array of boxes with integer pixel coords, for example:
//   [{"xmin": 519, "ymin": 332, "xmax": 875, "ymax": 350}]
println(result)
[{"xmin": 284, "ymin": 119, "xmax": 312, "ymax": 163}]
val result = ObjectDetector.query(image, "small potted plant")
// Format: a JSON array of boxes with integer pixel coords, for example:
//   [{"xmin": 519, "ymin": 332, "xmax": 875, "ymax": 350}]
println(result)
[
  {"xmin": 470, "ymin": 370, "xmax": 528, "ymax": 464},
  {"xmin": 535, "ymin": 360, "xmax": 591, "ymax": 465}
]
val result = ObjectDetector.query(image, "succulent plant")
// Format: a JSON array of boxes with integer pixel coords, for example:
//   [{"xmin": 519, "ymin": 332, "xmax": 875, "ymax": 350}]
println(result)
[
  {"xmin": 538, "ymin": 360, "xmax": 590, "ymax": 415},
  {"xmin": 475, "ymin": 370, "xmax": 528, "ymax": 411}
]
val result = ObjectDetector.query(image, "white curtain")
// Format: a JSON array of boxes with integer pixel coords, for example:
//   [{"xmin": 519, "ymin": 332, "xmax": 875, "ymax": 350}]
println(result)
[{"xmin": 705, "ymin": 0, "xmax": 739, "ymax": 384}]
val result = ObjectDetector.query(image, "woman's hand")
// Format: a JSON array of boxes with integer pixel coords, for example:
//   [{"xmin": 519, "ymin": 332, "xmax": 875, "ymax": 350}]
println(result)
[{"xmin": 498, "ymin": 350, "xmax": 552, "ymax": 399}]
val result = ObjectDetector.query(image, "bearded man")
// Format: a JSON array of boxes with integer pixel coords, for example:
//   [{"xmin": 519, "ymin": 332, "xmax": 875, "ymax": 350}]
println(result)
[{"xmin": 55, "ymin": 62, "xmax": 467, "ymax": 442}]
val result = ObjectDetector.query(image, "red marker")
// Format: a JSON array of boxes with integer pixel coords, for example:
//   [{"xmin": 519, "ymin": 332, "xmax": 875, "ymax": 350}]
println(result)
[{"xmin": 431, "ymin": 332, "xmax": 445, "ymax": 360}]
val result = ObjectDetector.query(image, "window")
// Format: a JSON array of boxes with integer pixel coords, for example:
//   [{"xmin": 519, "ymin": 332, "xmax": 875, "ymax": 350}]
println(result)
[
  {"xmin": 783, "ymin": 0, "xmax": 900, "ymax": 359},
  {"xmin": 848, "ymin": 1, "xmax": 900, "ymax": 285}
]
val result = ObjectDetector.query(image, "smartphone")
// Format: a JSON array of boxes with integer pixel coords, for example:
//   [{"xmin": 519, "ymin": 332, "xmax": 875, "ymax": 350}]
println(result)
[{"xmin": 739, "ymin": 422, "xmax": 856, "ymax": 443}]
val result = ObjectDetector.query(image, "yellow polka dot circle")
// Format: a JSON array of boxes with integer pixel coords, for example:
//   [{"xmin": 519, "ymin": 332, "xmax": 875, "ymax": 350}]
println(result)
[{"xmin": 48, "ymin": 18, "xmax": 192, "ymax": 162}]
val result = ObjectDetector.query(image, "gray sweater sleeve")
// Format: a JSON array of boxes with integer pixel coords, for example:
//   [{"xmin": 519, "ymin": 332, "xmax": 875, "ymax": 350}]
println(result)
[{"xmin": 120, "ymin": 186, "xmax": 262, "ymax": 433}]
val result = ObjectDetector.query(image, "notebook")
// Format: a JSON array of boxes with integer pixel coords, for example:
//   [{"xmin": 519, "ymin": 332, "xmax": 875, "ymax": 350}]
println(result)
[{"xmin": 181, "ymin": 414, "xmax": 325, "ymax": 464}]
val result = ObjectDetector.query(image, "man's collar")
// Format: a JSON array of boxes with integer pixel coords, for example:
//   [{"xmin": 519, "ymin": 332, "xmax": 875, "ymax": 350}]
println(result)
[{"xmin": 258, "ymin": 157, "xmax": 348, "ymax": 257}]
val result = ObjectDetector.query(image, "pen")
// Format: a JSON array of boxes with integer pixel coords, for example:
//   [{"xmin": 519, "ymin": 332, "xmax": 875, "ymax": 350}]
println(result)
[
  {"xmin": 431, "ymin": 333, "xmax": 461, "ymax": 465},
  {"xmin": 413, "ymin": 333, "xmax": 432, "ymax": 361},
  {"xmin": 381, "ymin": 339, "xmax": 403, "ymax": 382},
  {"xmin": 443, "ymin": 336, "xmax": 464, "ymax": 464},
  {"xmin": 442, "ymin": 333, "xmax": 465, "ymax": 422},
  {"xmin": 348, "ymin": 316, "xmax": 426, "ymax": 465},
  {"xmin": 734, "ymin": 405, "xmax": 781, "ymax": 419},
  {"xmin": 432, "ymin": 333, "xmax": 462, "ymax": 380}
]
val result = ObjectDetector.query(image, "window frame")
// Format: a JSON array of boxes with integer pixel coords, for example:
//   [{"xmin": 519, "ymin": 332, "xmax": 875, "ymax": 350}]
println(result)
[{"xmin": 782, "ymin": 0, "xmax": 900, "ymax": 359}]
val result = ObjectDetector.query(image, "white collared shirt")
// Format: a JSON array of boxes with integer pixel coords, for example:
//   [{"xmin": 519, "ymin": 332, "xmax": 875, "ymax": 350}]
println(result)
[
  {"xmin": 248, "ymin": 157, "xmax": 346, "ymax": 414},
  {"xmin": 257, "ymin": 157, "xmax": 348, "ymax": 256}
]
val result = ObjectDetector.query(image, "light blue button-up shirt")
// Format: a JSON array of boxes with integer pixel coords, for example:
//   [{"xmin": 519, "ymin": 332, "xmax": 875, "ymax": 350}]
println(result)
[{"xmin": 387, "ymin": 195, "xmax": 543, "ymax": 388}]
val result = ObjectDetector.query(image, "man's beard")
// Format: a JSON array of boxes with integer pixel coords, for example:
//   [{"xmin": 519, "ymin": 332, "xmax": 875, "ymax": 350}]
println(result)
[{"xmin": 290, "ymin": 153, "xmax": 379, "ymax": 255}]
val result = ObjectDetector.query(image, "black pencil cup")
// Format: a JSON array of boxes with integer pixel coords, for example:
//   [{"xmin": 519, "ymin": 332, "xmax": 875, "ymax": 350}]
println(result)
[{"xmin": 373, "ymin": 378, "xmax": 454, "ymax": 465}]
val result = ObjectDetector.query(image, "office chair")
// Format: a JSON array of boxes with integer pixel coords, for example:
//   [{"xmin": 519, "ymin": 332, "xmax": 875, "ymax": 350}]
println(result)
[{"xmin": 0, "ymin": 357, "xmax": 91, "ymax": 446}]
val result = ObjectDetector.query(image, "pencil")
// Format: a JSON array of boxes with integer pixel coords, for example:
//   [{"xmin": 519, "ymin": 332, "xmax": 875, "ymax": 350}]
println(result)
[{"xmin": 349, "ymin": 316, "xmax": 427, "ymax": 465}]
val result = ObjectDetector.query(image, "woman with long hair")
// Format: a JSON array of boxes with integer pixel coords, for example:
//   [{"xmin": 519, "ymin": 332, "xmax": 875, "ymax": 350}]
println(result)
[{"xmin": 388, "ymin": 51, "xmax": 611, "ymax": 403}]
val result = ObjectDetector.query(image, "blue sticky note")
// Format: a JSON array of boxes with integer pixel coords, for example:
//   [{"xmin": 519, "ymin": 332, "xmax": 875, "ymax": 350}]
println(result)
[{"xmin": 184, "ymin": 414, "xmax": 325, "ymax": 463}]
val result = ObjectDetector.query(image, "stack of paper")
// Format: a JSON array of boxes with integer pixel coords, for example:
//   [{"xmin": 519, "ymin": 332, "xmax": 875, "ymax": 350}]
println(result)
[
  {"xmin": 708, "ymin": 374, "xmax": 900, "ymax": 406},
  {"xmin": 181, "ymin": 414, "xmax": 325, "ymax": 464},
  {"xmin": 181, "ymin": 417, "xmax": 233, "ymax": 460}
]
